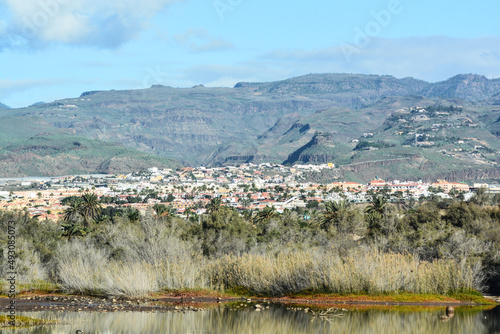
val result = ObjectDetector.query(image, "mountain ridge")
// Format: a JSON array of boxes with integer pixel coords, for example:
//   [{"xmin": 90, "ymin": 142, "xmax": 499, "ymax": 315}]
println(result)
[{"xmin": 1, "ymin": 73, "xmax": 500, "ymax": 181}]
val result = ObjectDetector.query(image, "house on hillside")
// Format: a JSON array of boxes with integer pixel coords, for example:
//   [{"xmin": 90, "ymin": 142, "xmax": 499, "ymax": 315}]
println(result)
[{"xmin": 413, "ymin": 115, "xmax": 430, "ymax": 122}]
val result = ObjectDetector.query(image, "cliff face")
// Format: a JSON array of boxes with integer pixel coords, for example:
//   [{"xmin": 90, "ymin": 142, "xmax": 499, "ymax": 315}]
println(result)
[
  {"xmin": 432, "ymin": 168, "xmax": 500, "ymax": 182},
  {"xmin": 284, "ymin": 133, "xmax": 338, "ymax": 165}
]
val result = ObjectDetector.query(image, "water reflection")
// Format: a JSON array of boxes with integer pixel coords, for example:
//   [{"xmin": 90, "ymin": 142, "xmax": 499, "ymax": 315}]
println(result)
[
  {"xmin": 482, "ymin": 306, "xmax": 500, "ymax": 333},
  {"xmin": 5, "ymin": 304, "xmax": 500, "ymax": 334}
]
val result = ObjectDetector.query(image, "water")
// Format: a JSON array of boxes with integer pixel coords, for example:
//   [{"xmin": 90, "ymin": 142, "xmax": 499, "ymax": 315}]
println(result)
[{"xmin": 4, "ymin": 304, "xmax": 500, "ymax": 334}]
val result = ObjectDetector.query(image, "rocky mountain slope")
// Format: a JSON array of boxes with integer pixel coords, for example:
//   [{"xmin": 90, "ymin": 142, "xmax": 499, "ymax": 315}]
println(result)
[
  {"xmin": 1, "ymin": 73, "xmax": 500, "ymax": 180},
  {"xmin": 0, "ymin": 132, "xmax": 180, "ymax": 177}
]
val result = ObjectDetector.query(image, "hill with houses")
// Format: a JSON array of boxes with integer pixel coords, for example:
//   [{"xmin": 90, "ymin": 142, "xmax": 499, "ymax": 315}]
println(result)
[{"xmin": 0, "ymin": 73, "xmax": 499, "ymax": 181}]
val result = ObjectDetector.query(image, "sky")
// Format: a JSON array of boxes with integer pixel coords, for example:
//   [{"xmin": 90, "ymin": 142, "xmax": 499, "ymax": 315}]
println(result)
[{"xmin": 0, "ymin": 0, "xmax": 499, "ymax": 108}]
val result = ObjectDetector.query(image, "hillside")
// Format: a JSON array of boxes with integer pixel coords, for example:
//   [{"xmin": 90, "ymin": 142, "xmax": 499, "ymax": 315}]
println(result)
[
  {"xmin": 0, "ymin": 132, "xmax": 180, "ymax": 177},
  {"xmin": 213, "ymin": 96, "xmax": 444, "ymax": 165},
  {"xmin": 286, "ymin": 103, "xmax": 500, "ymax": 182},
  {"xmin": 1, "ymin": 73, "xmax": 500, "ymax": 180},
  {"xmin": 283, "ymin": 133, "xmax": 351, "ymax": 165},
  {"xmin": 424, "ymin": 74, "xmax": 500, "ymax": 102}
]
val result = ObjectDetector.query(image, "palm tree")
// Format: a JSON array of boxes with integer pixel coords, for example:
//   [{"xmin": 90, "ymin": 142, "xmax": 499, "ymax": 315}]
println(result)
[
  {"xmin": 241, "ymin": 197, "xmax": 251, "ymax": 209},
  {"xmin": 124, "ymin": 207, "xmax": 141, "ymax": 223},
  {"xmin": 185, "ymin": 206, "xmax": 197, "ymax": 220},
  {"xmin": 63, "ymin": 197, "xmax": 82, "ymax": 222},
  {"xmin": 206, "ymin": 197, "xmax": 223, "ymax": 214},
  {"xmin": 153, "ymin": 204, "xmax": 176, "ymax": 219},
  {"xmin": 79, "ymin": 193, "xmax": 102, "ymax": 227},
  {"xmin": 60, "ymin": 221, "xmax": 89, "ymax": 240},
  {"xmin": 254, "ymin": 206, "xmax": 278, "ymax": 225},
  {"xmin": 365, "ymin": 195, "xmax": 388, "ymax": 237},
  {"xmin": 317, "ymin": 200, "xmax": 349, "ymax": 231},
  {"xmin": 364, "ymin": 195, "xmax": 387, "ymax": 216},
  {"xmin": 153, "ymin": 204, "xmax": 168, "ymax": 216},
  {"xmin": 243, "ymin": 209, "xmax": 254, "ymax": 221}
]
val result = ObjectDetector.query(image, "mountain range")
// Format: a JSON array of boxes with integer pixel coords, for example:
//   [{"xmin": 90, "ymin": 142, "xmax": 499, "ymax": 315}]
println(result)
[{"xmin": 1, "ymin": 73, "xmax": 500, "ymax": 181}]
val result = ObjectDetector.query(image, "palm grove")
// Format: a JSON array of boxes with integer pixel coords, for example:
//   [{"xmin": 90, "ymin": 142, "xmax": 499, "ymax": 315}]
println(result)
[{"xmin": 1, "ymin": 188, "xmax": 500, "ymax": 297}]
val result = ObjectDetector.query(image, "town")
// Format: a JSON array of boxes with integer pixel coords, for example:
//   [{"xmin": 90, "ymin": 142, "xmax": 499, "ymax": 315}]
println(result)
[{"xmin": 0, "ymin": 163, "xmax": 497, "ymax": 221}]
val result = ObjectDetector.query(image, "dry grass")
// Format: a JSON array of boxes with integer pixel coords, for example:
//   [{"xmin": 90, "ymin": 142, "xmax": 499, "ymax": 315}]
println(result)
[
  {"xmin": 56, "ymin": 239, "xmax": 206, "ymax": 297},
  {"xmin": 0, "ymin": 239, "xmax": 50, "ymax": 295},
  {"xmin": 54, "ymin": 239, "xmax": 483, "ymax": 298},
  {"xmin": 208, "ymin": 248, "xmax": 483, "ymax": 296}
]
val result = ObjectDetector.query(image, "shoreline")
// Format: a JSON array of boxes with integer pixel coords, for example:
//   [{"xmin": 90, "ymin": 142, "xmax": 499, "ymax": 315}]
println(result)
[{"xmin": 1, "ymin": 291, "xmax": 498, "ymax": 313}]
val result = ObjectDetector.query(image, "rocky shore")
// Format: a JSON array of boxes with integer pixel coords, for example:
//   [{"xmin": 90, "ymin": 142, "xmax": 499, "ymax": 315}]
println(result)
[{"xmin": 2, "ymin": 293, "xmax": 497, "ymax": 313}]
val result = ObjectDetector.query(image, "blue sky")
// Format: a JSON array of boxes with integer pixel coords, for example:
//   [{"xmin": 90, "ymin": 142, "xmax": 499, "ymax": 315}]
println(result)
[{"xmin": 1, "ymin": 0, "xmax": 499, "ymax": 108}]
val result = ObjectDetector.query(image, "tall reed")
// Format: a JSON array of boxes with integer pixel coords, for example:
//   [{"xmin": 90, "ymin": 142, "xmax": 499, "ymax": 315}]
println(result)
[
  {"xmin": 56, "ymin": 239, "xmax": 206, "ymax": 297},
  {"xmin": 55, "ymin": 242, "xmax": 483, "ymax": 297},
  {"xmin": 208, "ymin": 247, "xmax": 483, "ymax": 296}
]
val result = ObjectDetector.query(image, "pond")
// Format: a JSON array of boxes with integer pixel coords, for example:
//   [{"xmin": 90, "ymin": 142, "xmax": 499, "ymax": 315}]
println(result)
[{"xmin": 4, "ymin": 303, "xmax": 500, "ymax": 334}]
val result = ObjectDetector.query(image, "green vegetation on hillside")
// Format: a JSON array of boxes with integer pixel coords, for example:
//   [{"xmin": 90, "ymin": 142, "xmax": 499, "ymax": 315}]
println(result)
[{"xmin": 0, "ymin": 133, "xmax": 179, "ymax": 177}]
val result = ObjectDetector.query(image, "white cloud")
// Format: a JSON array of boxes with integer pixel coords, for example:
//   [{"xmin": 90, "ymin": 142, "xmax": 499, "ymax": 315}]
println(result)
[
  {"xmin": 174, "ymin": 29, "xmax": 234, "ymax": 53},
  {"xmin": 259, "ymin": 36, "xmax": 500, "ymax": 82},
  {"xmin": 178, "ymin": 63, "xmax": 290, "ymax": 87},
  {"xmin": 0, "ymin": 19, "xmax": 7, "ymax": 33},
  {"xmin": 0, "ymin": 0, "xmax": 182, "ymax": 49},
  {"xmin": 0, "ymin": 78, "xmax": 46, "ymax": 90},
  {"xmin": 0, "ymin": 78, "xmax": 66, "ymax": 100},
  {"xmin": 203, "ymin": 76, "xmax": 241, "ymax": 88},
  {"xmin": 168, "ymin": 36, "xmax": 500, "ymax": 91}
]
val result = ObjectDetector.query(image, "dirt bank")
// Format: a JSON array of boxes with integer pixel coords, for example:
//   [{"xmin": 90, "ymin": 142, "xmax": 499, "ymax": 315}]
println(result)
[{"xmin": 1, "ymin": 292, "xmax": 497, "ymax": 313}]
